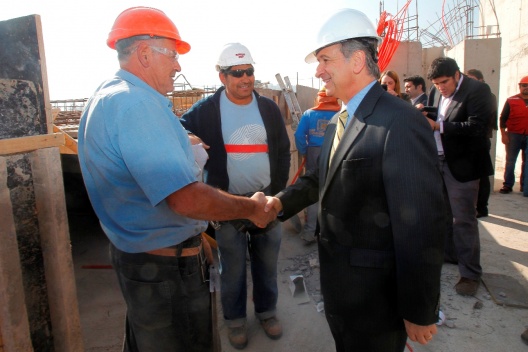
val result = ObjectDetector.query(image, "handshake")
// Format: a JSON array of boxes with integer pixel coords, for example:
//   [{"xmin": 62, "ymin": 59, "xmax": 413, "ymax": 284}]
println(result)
[{"xmin": 247, "ymin": 192, "xmax": 283, "ymax": 229}]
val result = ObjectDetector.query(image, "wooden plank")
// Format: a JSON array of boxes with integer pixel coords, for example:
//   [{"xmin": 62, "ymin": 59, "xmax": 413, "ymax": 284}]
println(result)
[
  {"xmin": 33, "ymin": 15, "xmax": 54, "ymax": 136},
  {"xmin": 0, "ymin": 133, "xmax": 64, "ymax": 156},
  {"xmin": 52, "ymin": 126, "xmax": 78, "ymax": 154},
  {"xmin": 29, "ymin": 148, "xmax": 84, "ymax": 352},
  {"xmin": 0, "ymin": 156, "xmax": 33, "ymax": 352}
]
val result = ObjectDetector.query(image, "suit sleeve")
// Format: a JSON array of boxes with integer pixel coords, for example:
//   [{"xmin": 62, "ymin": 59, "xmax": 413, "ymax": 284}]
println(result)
[
  {"xmin": 276, "ymin": 169, "xmax": 319, "ymax": 221},
  {"xmin": 383, "ymin": 109, "xmax": 446, "ymax": 326}
]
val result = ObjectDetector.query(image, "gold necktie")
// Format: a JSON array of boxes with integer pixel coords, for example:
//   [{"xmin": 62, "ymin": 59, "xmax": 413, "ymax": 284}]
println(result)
[{"xmin": 330, "ymin": 110, "xmax": 348, "ymax": 162}]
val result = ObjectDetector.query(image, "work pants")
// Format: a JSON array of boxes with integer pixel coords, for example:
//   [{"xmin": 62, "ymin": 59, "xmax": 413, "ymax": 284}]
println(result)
[
  {"xmin": 216, "ymin": 222, "xmax": 281, "ymax": 327},
  {"xmin": 110, "ymin": 243, "xmax": 211, "ymax": 352}
]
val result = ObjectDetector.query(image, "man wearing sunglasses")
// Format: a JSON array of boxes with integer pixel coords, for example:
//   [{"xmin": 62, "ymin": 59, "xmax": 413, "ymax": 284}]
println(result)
[
  {"xmin": 498, "ymin": 76, "xmax": 528, "ymax": 197},
  {"xmin": 78, "ymin": 9, "xmax": 277, "ymax": 352},
  {"xmin": 181, "ymin": 43, "xmax": 290, "ymax": 349}
]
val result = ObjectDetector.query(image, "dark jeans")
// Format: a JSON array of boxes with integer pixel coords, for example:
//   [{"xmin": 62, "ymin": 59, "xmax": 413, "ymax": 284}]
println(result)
[
  {"xmin": 110, "ymin": 243, "xmax": 212, "ymax": 352},
  {"xmin": 503, "ymin": 132, "xmax": 527, "ymax": 188},
  {"xmin": 216, "ymin": 222, "xmax": 281, "ymax": 327}
]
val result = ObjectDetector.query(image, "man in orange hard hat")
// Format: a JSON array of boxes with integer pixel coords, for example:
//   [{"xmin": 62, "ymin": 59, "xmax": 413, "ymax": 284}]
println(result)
[
  {"xmin": 78, "ymin": 7, "xmax": 276, "ymax": 351},
  {"xmin": 498, "ymin": 75, "xmax": 528, "ymax": 196}
]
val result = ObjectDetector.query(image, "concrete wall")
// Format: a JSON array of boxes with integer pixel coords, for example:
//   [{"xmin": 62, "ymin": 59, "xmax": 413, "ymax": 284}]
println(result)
[
  {"xmin": 384, "ymin": 41, "xmax": 424, "ymax": 84},
  {"xmin": 480, "ymin": 0, "xmax": 527, "ymax": 183}
]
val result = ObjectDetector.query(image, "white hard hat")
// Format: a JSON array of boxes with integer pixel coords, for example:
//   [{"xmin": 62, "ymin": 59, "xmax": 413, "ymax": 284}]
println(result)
[
  {"xmin": 215, "ymin": 43, "xmax": 255, "ymax": 72},
  {"xmin": 305, "ymin": 8, "xmax": 382, "ymax": 63}
]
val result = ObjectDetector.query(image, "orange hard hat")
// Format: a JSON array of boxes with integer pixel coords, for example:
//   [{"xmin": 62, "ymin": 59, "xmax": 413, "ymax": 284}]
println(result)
[
  {"xmin": 519, "ymin": 76, "xmax": 528, "ymax": 84},
  {"xmin": 107, "ymin": 7, "xmax": 190, "ymax": 54}
]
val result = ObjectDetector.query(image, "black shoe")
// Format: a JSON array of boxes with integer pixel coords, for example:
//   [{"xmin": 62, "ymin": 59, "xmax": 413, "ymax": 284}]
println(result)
[
  {"xmin": 499, "ymin": 186, "xmax": 512, "ymax": 194},
  {"xmin": 476, "ymin": 211, "xmax": 488, "ymax": 218}
]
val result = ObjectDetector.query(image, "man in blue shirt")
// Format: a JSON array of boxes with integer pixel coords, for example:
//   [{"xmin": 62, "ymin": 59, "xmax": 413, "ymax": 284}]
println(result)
[
  {"xmin": 78, "ymin": 8, "xmax": 275, "ymax": 352},
  {"xmin": 294, "ymin": 87, "xmax": 340, "ymax": 242}
]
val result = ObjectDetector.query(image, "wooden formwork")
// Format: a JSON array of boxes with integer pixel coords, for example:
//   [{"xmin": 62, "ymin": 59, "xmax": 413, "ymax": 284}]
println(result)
[
  {"xmin": 168, "ymin": 88, "xmax": 207, "ymax": 117},
  {"xmin": 0, "ymin": 14, "xmax": 83, "ymax": 351}
]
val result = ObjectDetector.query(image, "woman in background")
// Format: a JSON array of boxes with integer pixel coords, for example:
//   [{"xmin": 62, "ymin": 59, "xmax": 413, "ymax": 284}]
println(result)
[{"xmin": 380, "ymin": 70, "xmax": 411, "ymax": 103}]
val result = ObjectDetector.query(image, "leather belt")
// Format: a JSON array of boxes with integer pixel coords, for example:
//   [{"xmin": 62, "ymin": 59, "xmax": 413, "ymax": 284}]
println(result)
[{"xmin": 147, "ymin": 234, "xmax": 202, "ymax": 257}]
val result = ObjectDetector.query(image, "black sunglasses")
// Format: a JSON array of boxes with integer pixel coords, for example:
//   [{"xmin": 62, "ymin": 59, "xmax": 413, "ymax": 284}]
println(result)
[{"xmin": 225, "ymin": 68, "xmax": 254, "ymax": 78}]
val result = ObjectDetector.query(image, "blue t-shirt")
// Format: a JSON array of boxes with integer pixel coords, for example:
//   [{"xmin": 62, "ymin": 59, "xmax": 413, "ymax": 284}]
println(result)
[
  {"xmin": 219, "ymin": 91, "xmax": 271, "ymax": 195},
  {"xmin": 294, "ymin": 109, "xmax": 337, "ymax": 155},
  {"xmin": 78, "ymin": 69, "xmax": 207, "ymax": 253}
]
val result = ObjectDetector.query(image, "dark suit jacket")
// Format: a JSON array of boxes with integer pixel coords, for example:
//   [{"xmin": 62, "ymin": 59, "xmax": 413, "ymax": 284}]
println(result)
[
  {"xmin": 277, "ymin": 82, "xmax": 446, "ymax": 331},
  {"xmin": 413, "ymin": 92, "xmax": 428, "ymax": 106},
  {"xmin": 427, "ymin": 75, "xmax": 494, "ymax": 182}
]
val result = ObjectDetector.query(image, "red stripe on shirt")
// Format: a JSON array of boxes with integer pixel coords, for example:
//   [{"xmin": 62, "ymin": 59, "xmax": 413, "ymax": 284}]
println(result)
[{"xmin": 224, "ymin": 144, "xmax": 269, "ymax": 153}]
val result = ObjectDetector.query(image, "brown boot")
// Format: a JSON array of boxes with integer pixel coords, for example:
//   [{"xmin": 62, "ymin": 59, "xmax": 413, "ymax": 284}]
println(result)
[
  {"xmin": 455, "ymin": 277, "xmax": 480, "ymax": 296},
  {"xmin": 227, "ymin": 325, "xmax": 248, "ymax": 349},
  {"xmin": 260, "ymin": 317, "xmax": 283, "ymax": 340}
]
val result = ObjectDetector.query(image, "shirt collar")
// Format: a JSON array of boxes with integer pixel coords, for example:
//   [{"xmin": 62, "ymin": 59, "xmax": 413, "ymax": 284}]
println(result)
[
  {"xmin": 116, "ymin": 69, "xmax": 173, "ymax": 107},
  {"xmin": 345, "ymin": 80, "xmax": 376, "ymax": 116}
]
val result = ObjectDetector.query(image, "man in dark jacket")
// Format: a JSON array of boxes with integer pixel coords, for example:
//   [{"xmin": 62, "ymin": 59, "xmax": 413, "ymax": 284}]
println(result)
[
  {"xmin": 266, "ymin": 9, "xmax": 445, "ymax": 351},
  {"xmin": 425, "ymin": 57, "xmax": 494, "ymax": 297},
  {"xmin": 181, "ymin": 43, "xmax": 290, "ymax": 350}
]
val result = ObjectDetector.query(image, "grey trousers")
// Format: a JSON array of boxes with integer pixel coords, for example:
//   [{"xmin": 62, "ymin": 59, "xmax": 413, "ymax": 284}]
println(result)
[{"xmin": 440, "ymin": 157, "xmax": 482, "ymax": 280}]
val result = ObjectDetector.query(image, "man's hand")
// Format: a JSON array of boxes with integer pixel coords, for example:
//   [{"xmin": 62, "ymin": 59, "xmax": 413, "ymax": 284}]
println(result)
[
  {"xmin": 265, "ymin": 196, "xmax": 283, "ymax": 215},
  {"xmin": 248, "ymin": 192, "xmax": 277, "ymax": 228},
  {"xmin": 188, "ymin": 134, "xmax": 210, "ymax": 149},
  {"xmin": 404, "ymin": 319, "xmax": 437, "ymax": 345},
  {"xmin": 427, "ymin": 118, "xmax": 438, "ymax": 131}
]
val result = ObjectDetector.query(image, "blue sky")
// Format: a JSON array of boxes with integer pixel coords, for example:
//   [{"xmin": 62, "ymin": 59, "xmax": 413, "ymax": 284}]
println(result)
[{"xmin": 1, "ymin": 0, "xmax": 447, "ymax": 100}]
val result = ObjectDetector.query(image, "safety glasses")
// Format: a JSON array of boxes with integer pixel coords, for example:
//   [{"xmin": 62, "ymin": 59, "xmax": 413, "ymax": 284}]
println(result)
[
  {"xmin": 225, "ymin": 68, "xmax": 254, "ymax": 78},
  {"xmin": 150, "ymin": 46, "xmax": 179, "ymax": 61},
  {"xmin": 519, "ymin": 83, "xmax": 528, "ymax": 88}
]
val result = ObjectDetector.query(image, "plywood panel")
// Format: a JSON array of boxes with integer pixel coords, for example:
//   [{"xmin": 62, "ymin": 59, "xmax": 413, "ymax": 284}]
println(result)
[{"xmin": 0, "ymin": 157, "xmax": 33, "ymax": 352}]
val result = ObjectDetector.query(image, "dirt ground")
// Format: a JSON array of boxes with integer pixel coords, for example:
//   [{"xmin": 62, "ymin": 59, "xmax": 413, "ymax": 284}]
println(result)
[{"xmin": 70, "ymin": 178, "xmax": 528, "ymax": 352}]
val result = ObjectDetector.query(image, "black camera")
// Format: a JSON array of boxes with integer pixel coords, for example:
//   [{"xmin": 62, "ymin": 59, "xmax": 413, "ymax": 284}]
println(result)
[{"xmin": 421, "ymin": 106, "xmax": 437, "ymax": 113}]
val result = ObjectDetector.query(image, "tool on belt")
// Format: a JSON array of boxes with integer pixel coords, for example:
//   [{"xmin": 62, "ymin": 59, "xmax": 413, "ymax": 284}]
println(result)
[{"xmin": 201, "ymin": 232, "xmax": 221, "ymax": 352}]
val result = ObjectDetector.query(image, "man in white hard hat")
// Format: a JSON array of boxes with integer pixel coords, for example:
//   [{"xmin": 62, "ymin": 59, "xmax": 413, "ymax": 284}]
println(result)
[
  {"xmin": 78, "ymin": 9, "xmax": 276, "ymax": 351},
  {"xmin": 181, "ymin": 43, "xmax": 290, "ymax": 349},
  {"xmin": 266, "ymin": 8, "xmax": 446, "ymax": 351}
]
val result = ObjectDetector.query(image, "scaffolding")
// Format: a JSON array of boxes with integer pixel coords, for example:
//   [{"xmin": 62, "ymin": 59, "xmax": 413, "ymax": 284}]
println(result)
[
  {"xmin": 379, "ymin": 0, "xmax": 501, "ymax": 49},
  {"xmin": 418, "ymin": 0, "xmax": 501, "ymax": 48}
]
